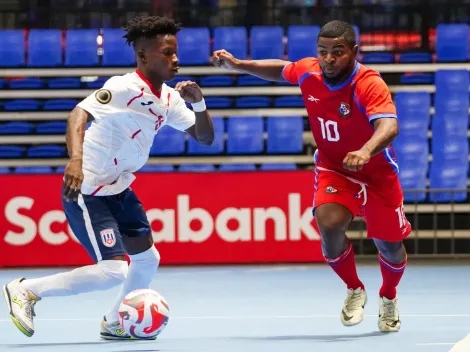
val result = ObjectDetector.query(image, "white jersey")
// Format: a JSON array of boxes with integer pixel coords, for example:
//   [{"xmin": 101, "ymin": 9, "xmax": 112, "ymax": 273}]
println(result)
[{"xmin": 76, "ymin": 70, "xmax": 196, "ymax": 196}]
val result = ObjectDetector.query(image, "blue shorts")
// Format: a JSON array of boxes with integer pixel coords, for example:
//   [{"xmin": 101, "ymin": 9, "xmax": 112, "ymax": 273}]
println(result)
[{"xmin": 62, "ymin": 187, "xmax": 151, "ymax": 263}]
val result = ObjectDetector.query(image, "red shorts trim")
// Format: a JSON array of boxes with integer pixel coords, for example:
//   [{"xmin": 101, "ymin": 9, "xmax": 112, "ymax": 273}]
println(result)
[{"xmin": 313, "ymin": 167, "xmax": 412, "ymax": 241}]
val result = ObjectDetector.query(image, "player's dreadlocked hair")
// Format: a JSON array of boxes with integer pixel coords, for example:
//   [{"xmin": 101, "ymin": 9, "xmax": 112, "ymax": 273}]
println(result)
[
  {"xmin": 123, "ymin": 16, "xmax": 182, "ymax": 47},
  {"xmin": 318, "ymin": 20, "xmax": 356, "ymax": 48}
]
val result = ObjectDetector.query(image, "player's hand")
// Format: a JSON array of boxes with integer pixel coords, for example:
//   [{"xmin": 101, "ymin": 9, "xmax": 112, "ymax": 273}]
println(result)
[
  {"xmin": 343, "ymin": 149, "xmax": 371, "ymax": 172},
  {"xmin": 175, "ymin": 81, "xmax": 203, "ymax": 104},
  {"xmin": 211, "ymin": 49, "xmax": 240, "ymax": 70},
  {"xmin": 63, "ymin": 158, "xmax": 84, "ymax": 202}
]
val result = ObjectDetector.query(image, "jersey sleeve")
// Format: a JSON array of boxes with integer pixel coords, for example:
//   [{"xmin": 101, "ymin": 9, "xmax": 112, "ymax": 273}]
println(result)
[
  {"xmin": 76, "ymin": 76, "xmax": 130, "ymax": 119},
  {"xmin": 355, "ymin": 74, "xmax": 397, "ymax": 124},
  {"xmin": 281, "ymin": 58, "xmax": 313, "ymax": 85},
  {"xmin": 165, "ymin": 89, "xmax": 196, "ymax": 132}
]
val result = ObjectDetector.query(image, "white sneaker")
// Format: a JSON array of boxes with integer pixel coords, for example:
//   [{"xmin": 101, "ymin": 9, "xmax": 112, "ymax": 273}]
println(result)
[
  {"xmin": 100, "ymin": 317, "xmax": 157, "ymax": 340},
  {"xmin": 378, "ymin": 296, "xmax": 401, "ymax": 332},
  {"xmin": 2, "ymin": 278, "xmax": 40, "ymax": 337},
  {"xmin": 341, "ymin": 287, "xmax": 368, "ymax": 327}
]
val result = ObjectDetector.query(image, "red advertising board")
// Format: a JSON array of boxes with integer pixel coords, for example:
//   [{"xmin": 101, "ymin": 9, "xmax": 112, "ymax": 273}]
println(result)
[{"xmin": 0, "ymin": 172, "xmax": 324, "ymax": 267}]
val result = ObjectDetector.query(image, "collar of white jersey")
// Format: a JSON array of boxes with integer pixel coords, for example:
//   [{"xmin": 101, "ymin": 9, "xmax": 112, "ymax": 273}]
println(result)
[{"xmin": 136, "ymin": 69, "xmax": 162, "ymax": 99}]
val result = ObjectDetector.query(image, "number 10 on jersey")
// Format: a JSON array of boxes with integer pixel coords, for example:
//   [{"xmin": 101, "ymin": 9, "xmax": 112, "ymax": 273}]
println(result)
[{"xmin": 317, "ymin": 117, "xmax": 340, "ymax": 142}]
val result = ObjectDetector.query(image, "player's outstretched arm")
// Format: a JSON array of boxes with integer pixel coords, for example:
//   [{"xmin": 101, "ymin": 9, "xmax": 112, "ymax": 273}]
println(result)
[
  {"xmin": 211, "ymin": 49, "xmax": 290, "ymax": 82},
  {"xmin": 175, "ymin": 81, "xmax": 214, "ymax": 146},
  {"xmin": 63, "ymin": 107, "xmax": 94, "ymax": 202}
]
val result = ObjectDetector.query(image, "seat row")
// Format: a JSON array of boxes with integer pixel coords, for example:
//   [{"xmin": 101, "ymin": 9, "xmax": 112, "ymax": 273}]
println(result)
[{"xmin": 0, "ymin": 24, "xmax": 468, "ymax": 67}]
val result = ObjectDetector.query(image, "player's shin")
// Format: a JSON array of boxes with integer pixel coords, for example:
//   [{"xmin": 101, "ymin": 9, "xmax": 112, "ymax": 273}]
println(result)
[
  {"xmin": 322, "ymin": 236, "xmax": 364, "ymax": 291},
  {"xmin": 20, "ymin": 260, "xmax": 128, "ymax": 298},
  {"xmin": 104, "ymin": 246, "xmax": 160, "ymax": 323},
  {"xmin": 378, "ymin": 247, "xmax": 407, "ymax": 300}
]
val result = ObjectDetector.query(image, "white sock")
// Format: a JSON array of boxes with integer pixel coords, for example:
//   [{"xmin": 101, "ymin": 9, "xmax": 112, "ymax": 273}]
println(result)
[
  {"xmin": 20, "ymin": 260, "xmax": 128, "ymax": 298},
  {"xmin": 105, "ymin": 246, "xmax": 160, "ymax": 322}
]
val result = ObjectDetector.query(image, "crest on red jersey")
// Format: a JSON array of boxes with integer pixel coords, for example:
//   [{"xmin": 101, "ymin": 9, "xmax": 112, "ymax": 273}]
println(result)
[{"xmin": 339, "ymin": 102, "xmax": 351, "ymax": 119}]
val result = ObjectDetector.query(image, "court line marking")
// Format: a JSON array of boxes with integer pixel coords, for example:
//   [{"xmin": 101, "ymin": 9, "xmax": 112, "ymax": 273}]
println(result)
[
  {"xmin": 416, "ymin": 343, "xmax": 455, "ymax": 346},
  {"xmin": 1, "ymin": 313, "xmax": 470, "ymax": 322}
]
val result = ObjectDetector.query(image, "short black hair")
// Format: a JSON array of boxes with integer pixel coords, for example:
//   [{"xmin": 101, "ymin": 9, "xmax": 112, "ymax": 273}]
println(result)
[
  {"xmin": 123, "ymin": 16, "xmax": 182, "ymax": 47},
  {"xmin": 318, "ymin": 20, "xmax": 356, "ymax": 48}
]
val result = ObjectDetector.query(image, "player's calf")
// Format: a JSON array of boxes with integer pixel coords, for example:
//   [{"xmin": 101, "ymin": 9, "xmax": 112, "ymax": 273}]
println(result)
[{"xmin": 2, "ymin": 278, "xmax": 40, "ymax": 337}]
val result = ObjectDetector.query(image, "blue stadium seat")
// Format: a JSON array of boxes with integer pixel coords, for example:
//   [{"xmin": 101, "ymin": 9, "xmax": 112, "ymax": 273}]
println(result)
[
  {"xmin": 434, "ymin": 92, "xmax": 469, "ymax": 115},
  {"xmin": 398, "ymin": 162, "xmax": 427, "ymax": 202},
  {"xmin": 137, "ymin": 165, "xmax": 175, "ymax": 172},
  {"xmin": 399, "ymin": 52, "xmax": 432, "ymax": 63},
  {"xmin": 14, "ymin": 166, "xmax": 54, "ymax": 174},
  {"xmin": 4, "ymin": 100, "xmax": 39, "ymax": 111},
  {"xmin": 227, "ymin": 117, "xmax": 264, "ymax": 154},
  {"xmin": 361, "ymin": 53, "xmax": 395, "ymax": 64},
  {"xmin": 188, "ymin": 117, "xmax": 224, "ymax": 155},
  {"xmin": 219, "ymin": 164, "xmax": 256, "ymax": 171},
  {"xmin": 65, "ymin": 29, "xmax": 99, "ymax": 67},
  {"xmin": 9, "ymin": 78, "xmax": 44, "ymax": 89},
  {"xmin": 149, "ymin": 126, "xmax": 185, "ymax": 155},
  {"xmin": 178, "ymin": 164, "xmax": 215, "ymax": 172},
  {"xmin": 102, "ymin": 29, "xmax": 135, "ymax": 66},
  {"xmin": 274, "ymin": 96, "xmax": 304, "ymax": 107},
  {"xmin": 260, "ymin": 163, "xmax": 297, "ymax": 171},
  {"xmin": 429, "ymin": 162, "xmax": 468, "ymax": 202},
  {"xmin": 399, "ymin": 73, "xmax": 434, "ymax": 85},
  {"xmin": 267, "ymin": 116, "xmax": 304, "ymax": 154},
  {"xmin": 0, "ymin": 167, "xmax": 10, "ymax": 174},
  {"xmin": 432, "ymin": 112, "xmax": 469, "ymax": 141},
  {"xmin": 177, "ymin": 28, "xmax": 210, "ymax": 65},
  {"xmin": 44, "ymin": 100, "xmax": 78, "ymax": 111},
  {"xmin": 237, "ymin": 75, "xmax": 271, "ymax": 86},
  {"xmin": 0, "ymin": 30, "xmax": 25, "ymax": 67},
  {"xmin": 236, "ymin": 97, "xmax": 270, "ymax": 108},
  {"xmin": 55, "ymin": 166, "xmax": 65, "ymax": 173},
  {"xmin": 393, "ymin": 139, "xmax": 429, "ymax": 170},
  {"xmin": 205, "ymin": 97, "xmax": 232, "ymax": 108},
  {"xmin": 36, "ymin": 121, "xmax": 67, "ymax": 134},
  {"xmin": 436, "ymin": 24, "xmax": 469, "ymax": 62},
  {"xmin": 0, "ymin": 146, "xmax": 24, "ymax": 158},
  {"xmin": 435, "ymin": 70, "xmax": 469, "ymax": 94},
  {"xmin": 394, "ymin": 92, "xmax": 430, "ymax": 139},
  {"xmin": 213, "ymin": 27, "xmax": 247, "ymax": 60},
  {"xmin": 287, "ymin": 26, "xmax": 320, "ymax": 62},
  {"xmin": 199, "ymin": 75, "xmax": 233, "ymax": 87},
  {"xmin": 86, "ymin": 77, "xmax": 109, "ymax": 88},
  {"xmin": 0, "ymin": 122, "xmax": 33, "ymax": 134},
  {"xmin": 28, "ymin": 29, "xmax": 62, "ymax": 67},
  {"xmin": 48, "ymin": 78, "xmax": 82, "ymax": 89},
  {"xmin": 250, "ymin": 26, "xmax": 284, "ymax": 60},
  {"xmin": 27, "ymin": 145, "xmax": 66, "ymax": 157},
  {"xmin": 432, "ymin": 136, "xmax": 469, "ymax": 165}
]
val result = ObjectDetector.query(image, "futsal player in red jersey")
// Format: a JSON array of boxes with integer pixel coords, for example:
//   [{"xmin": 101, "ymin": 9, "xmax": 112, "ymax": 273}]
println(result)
[{"xmin": 212, "ymin": 20, "xmax": 410, "ymax": 332}]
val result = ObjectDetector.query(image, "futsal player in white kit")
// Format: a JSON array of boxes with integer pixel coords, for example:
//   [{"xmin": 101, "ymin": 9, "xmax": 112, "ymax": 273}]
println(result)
[{"xmin": 2, "ymin": 16, "xmax": 214, "ymax": 340}]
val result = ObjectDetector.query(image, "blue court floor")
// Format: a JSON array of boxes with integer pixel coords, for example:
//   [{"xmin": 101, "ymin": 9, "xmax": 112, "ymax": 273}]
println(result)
[{"xmin": 0, "ymin": 262, "xmax": 468, "ymax": 352}]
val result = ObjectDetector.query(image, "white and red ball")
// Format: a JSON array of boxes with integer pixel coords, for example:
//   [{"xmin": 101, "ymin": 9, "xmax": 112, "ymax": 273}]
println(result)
[{"xmin": 118, "ymin": 289, "xmax": 170, "ymax": 339}]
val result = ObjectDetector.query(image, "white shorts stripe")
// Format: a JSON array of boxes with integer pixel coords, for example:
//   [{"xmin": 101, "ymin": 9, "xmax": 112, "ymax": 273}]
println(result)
[{"xmin": 77, "ymin": 194, "xmax": 102, "ymax": 261}]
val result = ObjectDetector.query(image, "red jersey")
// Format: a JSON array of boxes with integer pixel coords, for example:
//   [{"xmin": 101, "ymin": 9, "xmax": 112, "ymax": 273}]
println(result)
[{"xmin": 282, "ymin": 58, "xmax": 399, "ymax": 187}]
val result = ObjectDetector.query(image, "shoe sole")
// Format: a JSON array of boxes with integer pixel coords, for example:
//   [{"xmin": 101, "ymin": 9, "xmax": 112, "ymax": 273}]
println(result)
[
  {"xmin": 2, "ymin": 284, "xmax": 33, "ymax": 337},
  {"xmin": 341, "ymin": 294, "xmax": 368, "ymax": 327},
  {"xmin": 100, "ymin": 332, "xmax": 157, "ymax": 341}
]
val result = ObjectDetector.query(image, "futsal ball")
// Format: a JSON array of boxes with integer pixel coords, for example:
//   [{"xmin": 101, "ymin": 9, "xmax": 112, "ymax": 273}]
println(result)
[{"xmin": 118, "ymin": 289, "xmax": 170, "ymax": 339}]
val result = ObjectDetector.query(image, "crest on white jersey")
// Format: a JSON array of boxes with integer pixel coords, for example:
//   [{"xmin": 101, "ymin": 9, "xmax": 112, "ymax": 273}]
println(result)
[
  {"xmin": 100, "ymin": 229, "xmax": 116, "ymax": 247},
  {"xmin": 95, "ymin": 89, "xmax": 112, "ymax": 104}
]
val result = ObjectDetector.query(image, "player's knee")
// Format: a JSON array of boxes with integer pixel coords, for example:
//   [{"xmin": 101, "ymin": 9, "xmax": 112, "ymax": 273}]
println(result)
[
  {"xmin": 98, "ymin": 260, "xmax": 128, "ymax": 285},
  {"xmin": 374, "ymin": 240, "xmax": 406, "ymax": 264},
  {"xmin": 315, "ymin": 204, "xmax": 351, "ymax": 236},
  {"xmin": 132, "ymin": 246, "xmax": 161, "ymax": 273}
]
